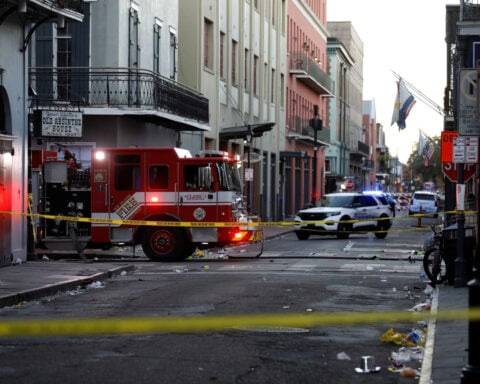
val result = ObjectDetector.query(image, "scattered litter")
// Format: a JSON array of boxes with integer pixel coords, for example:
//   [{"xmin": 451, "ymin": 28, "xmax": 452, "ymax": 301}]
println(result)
[
  {"xmin": 193, "ymin": 250, "xmax": 205, "ymax": 258},
  {"xmin": 355, "ymin": 355, "xmax": 381, "ymax": 373},
  {"xmin": 337, "ymin": 352, "xmax": 351, "ymax": 360},
  {"xmin": 66, "ymin": 288, "xmax": 82, "ymax": 296},
  {"xmin": 306, "ymin": 308, "xmax": 313, "ymax": 312},
  {"xmin": 120, "ymin": 271, "xmax": 127, "ymax": 276},
  {"xmin": 399, "ymin": 367, "xmax": 420, "ymax": 378},
  {"xmin": 424, "ymin": 284, "xmax": 434, "ymax": 296},
  {"xmin": 380, "ymin": 327, "xmax": 425, "ymax": 347},
  {"xmin": 13, "ymin": 258, "xmax": 22, "ymax": 265},
  {"xmin": 174, "ymin": 268, "xmax": 188, "ymax": 273},
  {"xmin": 409, "ymin": 302, "xmax": 428, "ymax": 312},
  {"xmin": 42, "ymin": 255, "xmax": 50, "ymax": 261},
  {"xmin": 87, "ymin": 281, "xmax": 105, "ymax": 289},
  {"xmin": 200, "ymin": 265, "xmax": 210, "ymax": 271}
]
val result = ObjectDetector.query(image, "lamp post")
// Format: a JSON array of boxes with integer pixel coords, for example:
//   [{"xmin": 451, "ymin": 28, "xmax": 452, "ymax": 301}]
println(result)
[
  {"xmin": 245, "ymin": 125, "xmax": 252, "ymax": 214},
  {"xmin": 310, "ymin": 105, "xmax": 322, "ymax": 204}
]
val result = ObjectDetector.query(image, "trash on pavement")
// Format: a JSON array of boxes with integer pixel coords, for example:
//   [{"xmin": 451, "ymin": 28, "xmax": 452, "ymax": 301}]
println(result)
[
  {"xmin": 380, "ymin": 327, "xmax": 425, "ymax": 347},
  {"xmin": 354, "ymin": 355, "xmax": 381, "ymax": 373},
  {"xmin": 336, "ymin": 351, "xmax": 351, "ymax": 360},
  {"xmin": 86, "ymin": 281, "xmax": 105, "ymax": 289}
]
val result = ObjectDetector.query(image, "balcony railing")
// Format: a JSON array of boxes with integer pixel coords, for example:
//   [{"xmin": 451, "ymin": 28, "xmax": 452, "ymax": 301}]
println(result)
[
  {"xmin": 29, "ymin": 67, "xmax": 209, "ymax": 123},
  {"xmin": 287, "ymin": 115, "xmax": 330, "ymax": 144},
  {"xmin": 289, "ymin": 52, "xmax": 332, "ymax": 96}
]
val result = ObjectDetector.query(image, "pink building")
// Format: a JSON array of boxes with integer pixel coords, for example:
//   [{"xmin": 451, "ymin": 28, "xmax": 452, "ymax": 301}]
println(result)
[{"xmin": 284, "ymin": 0, "xmax": 332, "ymax": 216}]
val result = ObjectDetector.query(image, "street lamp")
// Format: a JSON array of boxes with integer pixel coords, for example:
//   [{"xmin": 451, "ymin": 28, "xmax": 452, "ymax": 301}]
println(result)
[
  {"xmin": 245, "ymin": 125, "xmax": 253, "ymax": 213},
  {"xmin": 310, "ymin": 105, "xmax": 322, "ymax": 204}
]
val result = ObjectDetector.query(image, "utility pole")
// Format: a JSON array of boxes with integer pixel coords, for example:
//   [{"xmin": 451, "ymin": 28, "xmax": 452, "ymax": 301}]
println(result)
[{"xmin": 310, "ymin": 105, "xmax": 322, "ymax": 204}]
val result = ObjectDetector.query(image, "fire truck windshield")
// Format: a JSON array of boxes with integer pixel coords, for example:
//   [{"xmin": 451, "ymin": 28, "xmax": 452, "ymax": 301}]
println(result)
[{"xmin": 216, "ymin": 162, "xmax": 242, "ymax": 191}]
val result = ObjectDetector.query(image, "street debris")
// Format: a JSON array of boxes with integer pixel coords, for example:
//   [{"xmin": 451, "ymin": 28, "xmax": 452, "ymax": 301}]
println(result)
[
  {"xmin": 355, "ymin": 355, "xmax": 381, "ymax": 373},
  {"xmin": 86, "ymin": 281, "xmax": 105, "ymax": 289},
  {"xmin": 336, "ymin": 351, "xmax": 351, "ymax": 360}
]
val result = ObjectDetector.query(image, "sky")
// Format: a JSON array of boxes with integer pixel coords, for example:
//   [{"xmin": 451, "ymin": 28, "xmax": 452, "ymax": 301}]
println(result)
[{"xmin": 327, "ymin": 0, "xmax": 455, "ymax": 163}]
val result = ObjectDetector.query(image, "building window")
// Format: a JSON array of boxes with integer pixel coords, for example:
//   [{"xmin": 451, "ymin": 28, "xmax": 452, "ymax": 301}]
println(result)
[
  {"xmin": 253, "ymin": 55, "xmax": 258, "ymax": 95},
  {"xmin": 232, "ymin": 40, "xmax": 238, "ymax": 86},
  {"xmin": 169, "ymin": 28, "xmax": 177, "ymax": 80},
  {"xmin": 129, "ymin": 6, "xmax": 140, "ymax": 69},
  {"xmin": 280, "ymin": 73, "xmax": 285, "ymax": 108},
  {"xmin": 264, "ymin": 63, "xmax": 268, "ymax": 101},
  {"xmin": 271, "ymin": 68, "xmax": 275, "ymax": 103},
  {"xmin": 153, "ymin": 20, "xmax": 161, "ymax": 74},
  {"xmin": 325, "ymin": 159, "xmax": 331, "ymax": 173},
  {"xmin": 57, "ymin": 24, "xmax": 71, "ymax": 99},
  {"xmin": 220, "ymin": 32, "xmax": 226, "ymax": 79},
  {"xmin": 272, "ymin": 0, "xmax": 276, "ymax": 26},
  {"xmin": 244, "ymin": 48, "xmax": 249, "ymax": 90},
  {"xmin": 204, "ymin": 18, "xmax": 213, "ymax": 70}
]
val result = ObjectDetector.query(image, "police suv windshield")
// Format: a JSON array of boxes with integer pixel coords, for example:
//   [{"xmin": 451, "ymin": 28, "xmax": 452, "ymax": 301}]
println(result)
[{"xmin": 317, "ymin": 194, "xmax": 356, "ymax": 208}]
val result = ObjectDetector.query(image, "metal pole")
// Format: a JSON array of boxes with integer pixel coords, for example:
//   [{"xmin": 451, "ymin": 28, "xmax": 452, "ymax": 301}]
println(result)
[
  {"xmin": 245, "ymin": 125, "xmax": 252, "ymax": 214},
  {"xmin": 455, "ymin": 170, "xmax": 467, "ymax": 287},
  {"xmin": 247, "ymin": 144, "xmax": 251, "ymax": 213},
  {"xmin": 461, "ymin": 276, "xmax": 480, "ymax": 383}
]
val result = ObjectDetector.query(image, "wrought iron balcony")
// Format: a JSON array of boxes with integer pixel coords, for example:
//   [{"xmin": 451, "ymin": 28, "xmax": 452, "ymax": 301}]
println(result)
[
  {"xmin": 29, "ymin": 67, "xmax": 209, "ymax": 123},
  {"xmin": 289, "ymin": 52, "xmax": 333, "ymax": 96},
  {"xmin": 0, "ymin": 0, "xmax": 84, "ymax": 20},
  {"xmin": 287, "ymin": 115, "xmax": 330, "ymax": 145}
]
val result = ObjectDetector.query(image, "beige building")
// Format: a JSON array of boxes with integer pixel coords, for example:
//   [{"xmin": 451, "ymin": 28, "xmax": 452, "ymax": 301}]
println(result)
[
  {"xmin": 327, "ymin": 21, "xmax": 368, "ymax": 188},
  {"xmin": 178, "ymin": 0, "xmax": 287, "ymax": 221}
]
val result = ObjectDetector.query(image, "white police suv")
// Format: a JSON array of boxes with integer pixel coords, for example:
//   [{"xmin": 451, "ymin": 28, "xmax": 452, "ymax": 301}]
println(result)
[{"xmin": 294, "ymin": 192, "xmax": 393, "ymax": 240}]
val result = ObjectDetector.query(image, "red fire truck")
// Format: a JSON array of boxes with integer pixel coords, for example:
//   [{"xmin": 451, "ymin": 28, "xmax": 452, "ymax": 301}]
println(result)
[{"xmin": 36, "ymin": 147, "xmax": 263, "ymax": 261}]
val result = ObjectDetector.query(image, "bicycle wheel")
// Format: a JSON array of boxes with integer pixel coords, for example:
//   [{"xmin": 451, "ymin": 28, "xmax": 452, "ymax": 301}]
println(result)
[{"xmin": 423, "ymin": 248, "xmax": 445, "ymax": 286}]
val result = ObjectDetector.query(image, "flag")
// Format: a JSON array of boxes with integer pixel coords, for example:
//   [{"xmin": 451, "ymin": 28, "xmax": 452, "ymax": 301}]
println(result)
[
  {"xmin": 418, "ymin": 131, "xmax": 435, "ymax": 166},
  {"xmin": 391, "ymin": 78, "xmax": 416, "ymax": 130},
  {"xmin": 418, "ymin": 131, "xmax": 426, "ymax": 156},
  {"xmin": 424, "ymin": 141, "xmax": 434, "ymax": 161}
]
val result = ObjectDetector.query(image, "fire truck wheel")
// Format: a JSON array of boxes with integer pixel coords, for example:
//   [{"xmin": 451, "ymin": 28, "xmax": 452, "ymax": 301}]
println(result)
[{"xmin": 142, "ymin": 227, "xmax": 187, "ymax": 262}]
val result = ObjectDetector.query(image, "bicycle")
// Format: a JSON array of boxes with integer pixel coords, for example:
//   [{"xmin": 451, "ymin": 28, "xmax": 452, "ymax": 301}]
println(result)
[{"xmin": 422, "ymin": 224, "xmax": 447, "ymax": 286}]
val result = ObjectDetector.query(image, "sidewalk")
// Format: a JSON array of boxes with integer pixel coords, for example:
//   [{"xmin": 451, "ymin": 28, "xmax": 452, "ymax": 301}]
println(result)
[
  {"xmin": 422, "ymin": 284, "xmax": 469, "ymax": 384},
  {"xmin": 0, "ymin": 226, "xmax": 473, "ymax": 384}
]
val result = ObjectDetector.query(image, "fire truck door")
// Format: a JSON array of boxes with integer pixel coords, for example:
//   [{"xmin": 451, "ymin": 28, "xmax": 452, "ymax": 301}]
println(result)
[
  {"xmin": 108, "ymin": 152, "xmax": 146, "ymax": 241},
  {"xmin": 179, "ymin": 164, "xmax": 217, "ymax": 223}
]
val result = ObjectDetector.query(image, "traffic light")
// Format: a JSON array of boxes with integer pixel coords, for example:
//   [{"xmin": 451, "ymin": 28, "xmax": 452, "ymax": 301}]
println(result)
[{"xmin": 309, "ymin": 117, "xmax": 322, "ymax": 131}]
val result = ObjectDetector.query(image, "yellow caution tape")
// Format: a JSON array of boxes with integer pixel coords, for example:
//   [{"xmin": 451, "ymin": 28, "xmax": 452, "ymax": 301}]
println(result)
[
  {"xmin": 0, "ymin": 308, "xmax": 479, "ymax": 337},
  {"xmin": 0, "ymin": 209, "xmax": 476, "ymax": 230}
]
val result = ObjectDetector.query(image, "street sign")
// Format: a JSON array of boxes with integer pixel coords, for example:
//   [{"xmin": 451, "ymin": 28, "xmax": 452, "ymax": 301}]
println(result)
[
  {"xmin": 452, "ymin": 136, "xmax": 479, "ymax": 163},
  {"xmin": 441, "ymin": 131, "xmax": 458, "ymax": 162},
  {"xmin": 442, "ymin": 162, "xmax": 476, "ymax": 182},
  {"xmin": 459, "ymin": 69, "xmax": 480, "ymax": 135},
  {"xmin": 344, "ymin": 178, "xmax": 355, "ymax": 191}
]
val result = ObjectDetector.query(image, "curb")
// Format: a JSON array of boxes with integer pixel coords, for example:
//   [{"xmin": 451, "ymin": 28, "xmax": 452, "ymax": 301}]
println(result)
[
  {"xmin": 419, "ymin": 285, "xmax": 439, "ymax": 384},
  {"xmin": 0, "ymin": 265, "xmax": 135, "ymax": 309}
]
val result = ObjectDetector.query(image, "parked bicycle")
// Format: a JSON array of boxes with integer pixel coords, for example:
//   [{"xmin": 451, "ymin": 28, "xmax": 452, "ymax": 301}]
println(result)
[{"xmin": 423, "ymin": 224, "xmax": 447, "ymax": 286}]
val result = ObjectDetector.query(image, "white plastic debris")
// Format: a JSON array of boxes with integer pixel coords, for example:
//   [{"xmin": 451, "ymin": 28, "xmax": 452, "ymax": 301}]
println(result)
[
  {"xmin": 87, "ymin": 281, "xmax": 105, "ymax": 289},
  {"xmin": 337, "ymin": 352, "xmax": 351, "ymax": 360}
]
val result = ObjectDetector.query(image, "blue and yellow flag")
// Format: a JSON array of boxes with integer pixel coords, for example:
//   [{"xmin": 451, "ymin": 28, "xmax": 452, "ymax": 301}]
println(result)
[{"xmin": 391, "ymin": 78, "xmax": 416, "ymax": 130}]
